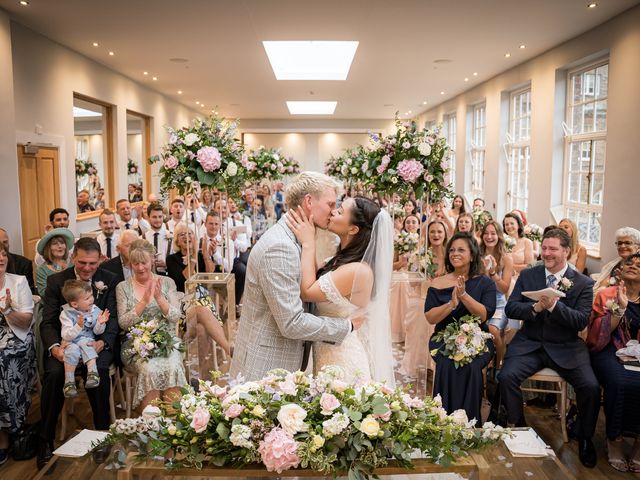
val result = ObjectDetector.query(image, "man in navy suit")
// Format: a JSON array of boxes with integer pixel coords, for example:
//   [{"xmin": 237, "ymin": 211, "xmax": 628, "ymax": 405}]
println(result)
[{"xmin": 500, "ymin": 228, "xmax": 599, "ymax": 468}]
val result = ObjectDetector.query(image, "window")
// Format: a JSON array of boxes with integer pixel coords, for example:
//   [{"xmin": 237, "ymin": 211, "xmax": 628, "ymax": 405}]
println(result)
[
  {"xmin": 424, "ymin": 120, "xmax": 436, "ymax": 131},
  {"xmin": 563, "ymin": 60, "xmax": 608, "ymax": 250},
  {"xmin": 470, "ymin": 103, "xmax": 486, "ymax": 196},
  {"xmin": 506, "ymin": 87, "xmax": 531, "ymax": 212},
  {"xmin": 442, "ymin": 113, "xmax": 456, "ymax": 191},
  {"xmin": 126, "ymin": 110, "xmax": 151, "ymax": 202}
]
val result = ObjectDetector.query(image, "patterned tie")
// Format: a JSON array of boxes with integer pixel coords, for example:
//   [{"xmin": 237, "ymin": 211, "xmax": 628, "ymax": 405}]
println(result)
[
  {"xmin": 546, "ymin": 274, "xmax": 557, "ymax": 288},
  {"xmin": 105, "ymin": 237, "xmax": 112, "ymax": 258}
]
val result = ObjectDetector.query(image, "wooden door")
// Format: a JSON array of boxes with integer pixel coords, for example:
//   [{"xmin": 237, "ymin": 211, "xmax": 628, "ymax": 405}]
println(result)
[{"xmin": 17, "ymin": 145, "xmax": 60, "ymax": 260}]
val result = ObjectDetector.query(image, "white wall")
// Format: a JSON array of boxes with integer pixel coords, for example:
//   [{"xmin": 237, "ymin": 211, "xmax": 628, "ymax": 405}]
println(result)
[
  {"xmin": 416, "ymin": 5, "xmax": 640, "ymax": 271},
  {"xmin": 10, "ymin": 22, "xmax": 200, "ymax": 240}
]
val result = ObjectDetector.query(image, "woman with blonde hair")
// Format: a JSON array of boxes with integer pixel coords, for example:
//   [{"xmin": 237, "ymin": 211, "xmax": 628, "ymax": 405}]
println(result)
[{"xmin": 559, "ymin": 218, "xmax": 587, "ymax": 273}]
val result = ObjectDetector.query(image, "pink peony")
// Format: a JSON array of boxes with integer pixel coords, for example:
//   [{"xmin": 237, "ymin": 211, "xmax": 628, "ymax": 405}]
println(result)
[
  {"xmin": 164, "ymin": 155, "xmax": 178, "ymax": 169},
  {"xmin": 258, "ymin": 427, "xmax": 300, "ymax": 473},
  {"xmin": 197, "ymin": 146, "xmax": 222, "ymax": 172},
  {"xmin": 424, "ymin": 173, "xmax": 434, "ymax": 182},
  {"xmin": 319, "ymin": 393, "xmax": 340, "ymax": 415},
  {"xmin": 190, "ymin": 406, "xmax": 210, "ymax": 433},
  {"xmin": 224, "ymin": 403, "xmax": 244, "ymax": 418},
  {"xmin": 376, "ymin": 164, "xmax": 387, "ymax": 175},
  {"xmin": 396, "ymin": 159, "xmax": 424, "ymax": 183}
]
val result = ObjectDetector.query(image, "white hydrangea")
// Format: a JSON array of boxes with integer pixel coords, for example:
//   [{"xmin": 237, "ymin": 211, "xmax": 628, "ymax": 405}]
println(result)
[
  {"xmin": 184, "ymin": 133, "xmax": 199, "ymax": 146},
  {"xmin": 418, "ymin": 142, "xmax": 432, "ymax": 156},
  {"xmin": 230, "ymin": 424, "xmax": 253, "ymax": 449},
  {"xmin": 322, "ymin": 412, "xmax": 350, "ymax": 437}
]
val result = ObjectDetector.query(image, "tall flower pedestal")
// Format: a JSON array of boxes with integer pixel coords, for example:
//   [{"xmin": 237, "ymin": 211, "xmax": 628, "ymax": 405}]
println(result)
[{"xmin": 184, "ymin": 272, "xmax": 236, "ymax": 382}]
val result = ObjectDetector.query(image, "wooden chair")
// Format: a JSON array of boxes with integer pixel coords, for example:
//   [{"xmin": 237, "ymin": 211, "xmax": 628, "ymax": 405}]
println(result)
[{"xmin": 520, "ymin": 368, "xmax": 569, "ymax": 442}]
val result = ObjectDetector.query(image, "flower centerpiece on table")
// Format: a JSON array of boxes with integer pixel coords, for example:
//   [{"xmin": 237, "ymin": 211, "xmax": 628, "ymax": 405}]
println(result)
[
  {"xmin": 124, "ymin": 315, "xmax": 183, "ymax": 362},
  {"xmin": 394, "ymin": 231, "xmax": 419, "ymax": 256},
  {"xmin": 431, "ymin": 315, "xmax": 494, "ymax": 368},
  {"xmin": 524, "ymin": 223, "xmax": 543, "ymax": 244},
  {"xmin": 149, "ymin": 114, "xmax": 245, "ymax": 196},
  {"xmin": 362, "ymin": 119, "xmax": 452, "ymax": 200},
  {"xmin": 244, "ymin": 146, "xmax": 300, "ymax": 183},
  {"xmin": 93, "ymin": 366, "xmax": 509, "ymax": 477},
  {"xmin": 127, "ymin": 158, "xmax": 138, "ymax": 175}
]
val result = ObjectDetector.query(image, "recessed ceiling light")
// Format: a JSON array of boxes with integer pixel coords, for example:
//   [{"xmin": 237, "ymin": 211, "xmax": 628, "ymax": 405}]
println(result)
[
  {"xmin": 286, "ymin": 101, "xmax": 337, "ymax": 115},
  {"xmin": 152, "ymin": 76, "xmax": 157, "ymax": 81},
  {"xmin": 108, "ymin": 51, "xmax": 115, "ymax": 56},
  {"xmin": 423, "ymin": 101, "xmax": 427, "ymax": 105},
  {"xmin": 440, "ymin": 91, "xmax": 445, "ymax": 95},
  {"xmin": 408, "ymin": 110, "xmax": 412, "ymax": 114},
  {"xmin": 19, "ymin": 1, "xmax": 29, "ymax": 6},
  {"xmin": 588, "ymin": 2, "xmax": 597, "ymax": 8},
  {"xmin": 263, "ymin": 41, "xmax": 358, "ymax": 80},
  {"xmin": 177, "ymin": 90, "xmax": 182, "ymax": 94},
  {"xmin": 73, "ymin": 106, "xmax": 102, "ymax": 118},
  {"xmin": 519, "ymin": 44, "xmax": 526, "ymax": 49},
  {"xmin": 195, "ymin": 101, "xmax": 200, "ymax": 105},
  {"xmin": 143, "ymin": 71, "xmax": 148, "ymax": 75},
  {"xmin": 505, "ymin": 53, "xmax": 511, "ymax": 58},
  {"xmin": 473, "ymin": 72, "xmax": 478, "ymax": 76},
  {"xmin": 92, "ymin": 42, "xmax": 99, "ymax": 47},
  {"xmin": 464, "ymin": 77, "xmax": 469, "ymax": 82},
  {"xmin": 201, "ymin": 104, "xmax": 205, "ymax": 107}
]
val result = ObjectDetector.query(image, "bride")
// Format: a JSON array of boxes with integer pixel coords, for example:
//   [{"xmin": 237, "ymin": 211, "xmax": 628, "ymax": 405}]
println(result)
[{"xmin": 286, "ymin": 196, "xmax": 395, "ymax": 386}]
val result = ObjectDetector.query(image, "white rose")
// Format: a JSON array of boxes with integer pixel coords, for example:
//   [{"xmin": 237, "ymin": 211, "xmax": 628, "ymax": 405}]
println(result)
[
  {"xmin": 184, "ymin": 176, "xmax": 193, "ymax": 184},
  {"xmin": 226, "ymin": 161, "xmax": 238, "ymax": 176},
  {"xmin": 418, "ymin": 142, "xmax": 432, "ymax": 156},
  {"xmin": 451, "ymin": 409, "xmax": 468, "ymax": 426},
  {"xmin": 142, "ymin": 405, "xmax": 161, "ymax": 418},
  {"xmin": 184, "ymin": 133, "xmax": 199, "ymax": 146},
  {"xmin": 167, "ymin": 424, "xmax": 177, "ymax": 435},
  {"xmin": 277, "ymin": 403, "xmax": 308, "ymax": 435},
  {"xmin": 312, "ymin": 434, "xmax": 325, "ymax": 449},
  {"xmin": 351, "ymin": 167, "xmax": 358, "ymax": 174},
  {"xmin": 359, "ymin": 416, "xmax": 380, "ymax": 437},
  {"xmin": 252, "ymin": 405, "xmax": 265, "ymax": 417}
]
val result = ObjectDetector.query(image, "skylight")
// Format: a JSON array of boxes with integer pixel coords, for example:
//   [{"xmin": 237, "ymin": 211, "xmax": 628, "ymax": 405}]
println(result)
[
  {"xmin": 73, "ymin": 106, "xmax": 102, "ymax": 118},
  {"xmin": 286, "ymin": 101, "xmax": 337, "ymax": 115},
  {"xmin": 263, "ymin": 41, "xmax": 359, "ymax": 80}
]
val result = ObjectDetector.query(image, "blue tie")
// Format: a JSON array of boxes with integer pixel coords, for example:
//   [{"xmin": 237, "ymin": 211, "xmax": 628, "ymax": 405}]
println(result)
[{"xmin": 546, "ymin": 274, "xmax": 557, "ymax": 288}]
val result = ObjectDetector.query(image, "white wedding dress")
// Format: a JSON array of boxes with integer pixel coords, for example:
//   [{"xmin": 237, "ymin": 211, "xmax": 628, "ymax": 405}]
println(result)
[{"xmin": 313, "ymin": 271, "xmax": 372, "ymax": 383}]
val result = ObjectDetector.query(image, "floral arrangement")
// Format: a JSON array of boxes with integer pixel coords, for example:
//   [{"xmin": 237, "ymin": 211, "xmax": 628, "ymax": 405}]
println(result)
[
  {"xmin": 324, "ymin": 146, "xmax": 370, "ymax": 188},
  {"xmin": 556, "ymin": 277, "xmax": 573, "ymax": 293},
  {"xmin": 94, "ymin": 367, "xmax": 508, "ymax": 477},
  {"xmin": 75, "ymin": 159, "xmax": 97, "ymax": 177},
  {"xmin": 605, "ymin": 299, "xmax": 622, "ymax": 316},
  {"xmin": 149, "ymin": 114, "xmax": 245, "ymax": 195},
  {"xmin": 503, "ymin": 235, "xmax": 517, "ymax": 253},
  {"xmin": 363, "ymin": 119, "xmax": 452, "ymax": 200},
  {"xmin": 523, "ymin": 223, "xmax": 543, "ymax": 244},
  {"xmin": 408, "ymin": 247, "xmax": 438, "ymax": 278},
  {"xmin": 127, "ymin": 158, "xmax": 139, "ymax": 175},
  {"xmin": 431, "ymin": 315, "xmax": 494, "ymax": 368},
  {"xmin": 388, "ymin": 204, "xmax": 406, "ymax": 220},
  {"xmin": 243, "ymin": 146, "xmax": 300, "ymax": 183},
  {"xmin": 124, "ymin": 315, "xmax": 183, "ymax": 361},
  {"xmin": 394, "ymin": 231, "xmax": 420, "ymax": 255},
  {"xmin": 472, "ymin": 209, "xmax": 493, "ymax": 230}
]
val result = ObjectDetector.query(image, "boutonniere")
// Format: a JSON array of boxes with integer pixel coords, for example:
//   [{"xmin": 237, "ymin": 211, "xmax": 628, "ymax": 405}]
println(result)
[
  {"xmin": 557, "ymin": 277, "xmax": 573, "ymax": 293},
  {"xmin": 605, "ymin": 299, "xmax": 622, "ymax": 316},
  {"xmin": 94, "ymin": 281, "xmax": 108, "ymax": 298}
]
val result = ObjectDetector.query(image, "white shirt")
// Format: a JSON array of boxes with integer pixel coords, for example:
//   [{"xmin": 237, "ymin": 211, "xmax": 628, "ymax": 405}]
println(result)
[
  {"xmin": 144, "ymin": 226, "xmax": 172, "ymax": 266},
  {"xmin": 543, "ymin": 263, "xmax": 569, "ymax": 312},
  {"xmin": 224, "ymin": 216, "xmax": 250, "ymax": 254},
  {"xmin": 183, "ymin": 207, "xmax": 206, "ymax": 229},
  {"xmin": 200, "ymin": 233, "xmax": 227, "ymax": 270},
  {"xmin": 118, "ymin": 217, "xmax": 139, "ymax": 232},
  {"xmin": 137, "ymin": 218, "xmax": 151, "ymax": 236},
  {"xmin": 0, "ymin": 273, "xmax": 35, "ymax": 341},
  {"xmin": 96, "ymin": 231, "xmax": 119, "ymax": 259}
]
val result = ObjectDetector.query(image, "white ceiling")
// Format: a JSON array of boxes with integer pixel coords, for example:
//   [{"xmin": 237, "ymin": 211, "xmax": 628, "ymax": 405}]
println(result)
[{"xmin": 1, "ymin": 0, "xmax": 638, "ymax": 119}]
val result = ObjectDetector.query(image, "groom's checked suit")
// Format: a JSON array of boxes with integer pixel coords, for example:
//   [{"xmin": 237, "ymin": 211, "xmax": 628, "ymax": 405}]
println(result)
[{"xmin": 229, "ymin": 217, "xmax": 351, "ymax": 380}]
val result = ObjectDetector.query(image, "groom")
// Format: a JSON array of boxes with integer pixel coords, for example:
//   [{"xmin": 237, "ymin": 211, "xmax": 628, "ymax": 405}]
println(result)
[{"xmin": 230, "ymin": 172, "xmax": 364, "ymax": 380}]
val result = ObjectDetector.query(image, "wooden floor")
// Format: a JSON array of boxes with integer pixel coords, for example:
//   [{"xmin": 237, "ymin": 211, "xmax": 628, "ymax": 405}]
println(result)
[{"xmin": 0, "ymin": 343, "xmax": 627, "ymax": 479}]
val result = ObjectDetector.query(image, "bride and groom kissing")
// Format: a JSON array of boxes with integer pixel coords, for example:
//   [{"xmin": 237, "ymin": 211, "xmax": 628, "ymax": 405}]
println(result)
[{"xmin": 230, "ymin": 172, "xmax": 395, "ymax": 386}]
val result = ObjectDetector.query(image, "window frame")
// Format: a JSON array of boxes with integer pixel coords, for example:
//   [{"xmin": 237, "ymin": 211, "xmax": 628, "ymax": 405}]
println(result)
[
  {"xmin": 442, "ymin": 112, "xmax": 457, "ymax": 192},
  {"xmin": 469, "ymin": 103, "xmax": 486, "ymax": 197},
  {"xmin": 506, "ymin": 86, "xmax": 532, "ymax": 212}
]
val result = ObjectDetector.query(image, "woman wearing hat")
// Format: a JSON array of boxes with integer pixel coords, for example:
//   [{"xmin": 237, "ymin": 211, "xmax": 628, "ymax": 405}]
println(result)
[{"xmin": 35, "ymin": 228, "xmax": 75, "ymax": 297}]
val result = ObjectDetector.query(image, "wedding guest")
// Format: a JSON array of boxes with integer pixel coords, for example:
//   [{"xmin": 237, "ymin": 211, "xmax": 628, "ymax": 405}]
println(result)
[
  {"xmin": 259, "ymin": 183, "xmax": 276, "ymax": 220},
  {"xmin": 559, "ymin": 218, "xmax": 587, "ymax": 273},
  {"xmin": 183, "ymin": 193, "xmax": 206, "ymax": 229},
  {"xmin": 473, "ymin": 198, "xmax": 485, "ymax": 210},
  {"xmin": 400, "ymin": 220, "xmax": 448, "ymax": 377},
  {"xmin": 143, "ymin": 202, "xmax": 171, "ymax": 275},
  {"xmin": 404, "ymin": 199, "xmax": 417, "ymax": 216},
  {"xmin": 217, "ymin": 199, "xmax": 248, "ymax": 304},
  {"xmin": 272, "ymin": 181, "xmax": 285, "ymax": 220},
  {"xmin": 101, "ymin": 230, "xmax": 139, "ymax": 285},
  {"xmin": 480, "ymin": 221, "xmax": 514, "ymax": 368},
  {"xmin": 38, "ymin": 237, "xmax": 118, "ymax": 469},
  {"xmin": 77, "ymin": 189, "xmax": 94, "ymax": 213},
  {"xmin": 35, "ymin": 208, "xmax": 72, "ymax": 266},
  {"xmin": 586, "ymin": 253, "xmax": 640, "ymax": 472},
  {"xmin": 429, "ymin": 202, "xmax": 455, "ymax": 237},
  {"xmin": 448, "ymin": 194, "xmax": 466, "ymax": 224},
  {"xmin": 500, "ymin": 228, "xmax": 599, "ymax": 468},
  {"xmin": 200, "ymin": 189, "xmax": 214, "ymax": 212},
  {"xmin": 166, "ymin": 197, "xmax": 185, "ymax": 236},
  {"xmin": 0, "ymin": 228, "xmax": 35, "ymax": 294},
  {"xmin": 116, "ymin": 240, "xmax": 187, "ymax": 410},
  {"xmin": 228, "ymin": 197, "xmax": 253, "ymax": 249},
  {"xmin": 0, "ymin": 243, "xmax": 35, "ymax": 465},
  {"xmin": 35, "ymin": 228, "xmax": 74, "ymax": 297},
  {"xmin": 250, "ymin": 197, "xmax": 269, "ymax": 243},
  {"xmin": 134, "ymin": 202, "xmax": 151, "ymax": 236},
  {"xmin": 393, "ymin": 214, "xmax": 404, "ymax": 234},
  {"xmin": 96, "ymin": 209, "xmax": 120, "ymax": 261},
  {"xmin": 198, "ymin": 212, "xmax": 226, "ymax": 271},
  {"xmin": 594, "ymin": 227, "xmax": 640, "ymax": 294},
  {"xmin": 454, "ymin": 212, "xmax": 475, "ymax": 235},
  {"xmin": 116, "ymin": 198, "xmax": 139, "ymax": 232},
  {"xmin": 425, "ymin": 232, "xmax": 496, "ymax": 421},
  {"xmin": 503, "ymin": 212, "xmax": 533, "ymax": 273},
  {"xmin": 166, "ymin": 223, "xmax": 231, "ymax": 356},
  {"xmin": 241, "ymin": 188, "xmax": 256, "ymax": 215},
  {"xmin": 94, "ymin": 188, "xmax": 106, "ymax": 210}
]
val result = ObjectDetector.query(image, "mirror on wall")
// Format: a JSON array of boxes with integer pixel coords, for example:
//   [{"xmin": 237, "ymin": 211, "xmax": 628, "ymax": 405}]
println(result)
[
  {"xmin": 126, "ymin": 112, "xmax": 147, "ymax": 202},
  {"xmin": 73, "ymin": 95, "xmax": 111, "ymax": 214}
]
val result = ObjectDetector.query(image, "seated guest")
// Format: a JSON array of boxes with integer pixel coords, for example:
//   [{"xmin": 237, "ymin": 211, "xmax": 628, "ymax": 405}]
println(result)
[
  {"xmin": 587, "ymin": 253, "xmax": 640, "ymax": 472},
  {"xmin": 594, "ymin": 227, "xmax": 640, "ymax": 294},
  {"xmin": 425, "ymin": 232, "xmax": 496, "ymax": 421},
  {"xmin": 272, "ymin": 181, "xmax": 285, "ymax": 220},
  {"xmin": 250, "ymin": 197, "xmax": 269, "ymax": 243},
  {"xmin": 473, "ymin": 198, "xmax": 485, "ymax": 210},
  {"xmin": 183, "ymin": 193, "xmax": 206, "ymax": 229},
  {"xmin": 0, "ymin": 242, "xmax": 35, "ymax": 465},
  {"xmin": 0, "ymin": 228, "xmax": 36, "ymax": 294},
  {"xmin": 38, "ymin": 237, "xmax": 118, "ymax": 469},
  {"xmin": 35, "ymin": 208, "xmax": 73, "ymax": 266},
  {"xmin": 166, "ymin": 223, "xmax": 231, "ymax": 356},
  {"xmin": 217, "ymin": 199, "xmax": 248, "ymax": 306},
  {"xmin": 116, "ymin": 198, "xmax": 139, "ymax": 232},
  {"xmin": 96, "ymin": 209, "xmax": 120, "ymax": 262},
  {"xmin": 199, "ymin": 211, "xmax": 226, "ymax": 272},
  {"xmin": 559, "ymin": 218, "xmax": 587, "ymax": 273},
  {"xmin": 166, "ymin": 197, "xmax": 185, "ymax": 237},
  {"xmin": 143, "ymin": 202, "xmax": 171, "ymax": 275},
  {"xmin": 101, "ymin": 230, "xmax": 139, "ymax": 284},
  {"xmin": 499, "ymin": 228, "xmax": 599, "ymax": 468},
  {"xmin": 76, "ymin": 189, "xmax": 94, "ymax": 213},
  {"xmin": 228, "ymin": 197, "xmax": 253, "ymax": 252},
  {"xmin": 116, "ymin": 240, "xmax": 187, "ymax": 410},
  {"xmin": 454, "ymin": 212, "xmax": 475, "ymax": 235},
  {"xmin": 503, "ymin": 212, "xmax": 534, "ymax": 274},
  {"xmin": 35, "ymin": 227, "xmax": 74, "ymax": 297}
]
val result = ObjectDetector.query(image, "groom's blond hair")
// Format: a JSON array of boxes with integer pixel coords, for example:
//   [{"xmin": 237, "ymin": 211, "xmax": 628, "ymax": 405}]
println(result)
[{"xmin": 285, "ymin": 172, "xmax": 339, "ymax": 209}]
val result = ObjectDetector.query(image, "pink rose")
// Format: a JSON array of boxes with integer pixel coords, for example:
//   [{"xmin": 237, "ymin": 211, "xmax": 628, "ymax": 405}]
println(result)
[
  {"xmin": 258, "ymin": 427, "xmax": 300, "ymax": 473},
  {"xmin": 376, "ymin": 164, "xmax": 387, "ymax": 174},
  {"xmin": 375, "ymin": 407, "xmax": 392, "ymax": 422},
  {"xmin": 455, "ymin": 334, "xmax": 467, "ymax": 346},
  {"xmin": 197, "ymin": 146, "xmax": 222, "ymax": 172},
  {"xmin": 319, "ymin": 393, "xmax": 340, "ymax": 415},
  {"xmin": 396, "ymin": 159, "xmax": 424, "ymax": 183},
  {"xmin": 381, "ymin": 154, "xmax": 391, "ymax": 166},
  {"xmin": 164, "ymin": 155, "xmax": 178, "ymax": 169},
  {"xmin": 190, "ymin": 406, "xmax": 210, "ymax": 433},
  {"xmin": 224, "ymin": 403, "xmax": 244, "ymax": 418},
  {"xmin": 424, "ymin": 173, "xmax": 434, "ymax": 182}
]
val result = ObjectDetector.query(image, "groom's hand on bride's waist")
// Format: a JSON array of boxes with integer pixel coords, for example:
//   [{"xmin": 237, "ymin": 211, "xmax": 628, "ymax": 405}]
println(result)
[{"xmin": 348, "ymin": 310, "xmax": 367, "ymax": 331}]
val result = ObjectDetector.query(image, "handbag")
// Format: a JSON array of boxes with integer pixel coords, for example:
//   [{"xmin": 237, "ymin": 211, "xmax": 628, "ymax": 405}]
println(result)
[{"xmin": 11, "ymin": 421, "xmax": 40, "ymax": 460}]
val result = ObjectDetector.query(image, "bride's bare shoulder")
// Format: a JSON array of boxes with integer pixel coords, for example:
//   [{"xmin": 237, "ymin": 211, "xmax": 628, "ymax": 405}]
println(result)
[{"xmin": 331, "ymin": 263, "xmax": 373, "ymax": 296}]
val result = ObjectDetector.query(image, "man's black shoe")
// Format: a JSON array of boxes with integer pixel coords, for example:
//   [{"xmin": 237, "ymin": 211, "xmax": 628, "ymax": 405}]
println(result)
[
  {"xmin": 579, "ymin": 438, "xmax": 597, "ymax": 468},
  {"xmin": 36, "ymin": 440, "xmax": 53, "ymax": 471}
]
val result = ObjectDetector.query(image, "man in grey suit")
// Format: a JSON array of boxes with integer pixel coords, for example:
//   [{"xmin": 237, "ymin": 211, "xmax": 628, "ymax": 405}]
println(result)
[{"xmin": 230, "ymin": 172, "xmax": 364, "ymax": 380}]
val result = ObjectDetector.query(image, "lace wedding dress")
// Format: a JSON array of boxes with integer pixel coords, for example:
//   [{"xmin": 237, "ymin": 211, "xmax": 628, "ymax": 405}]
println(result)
[{"xmin": 313, "ymin": 271, "xmax": 372, "ymax": 383}]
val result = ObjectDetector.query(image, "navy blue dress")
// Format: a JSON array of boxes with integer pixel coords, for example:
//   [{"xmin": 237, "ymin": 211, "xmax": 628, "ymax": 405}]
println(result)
[
  {"xmin": 426, "ymin": 275, "xmax": 496, "ymax": 421},
  {"xmin": 590, "ymin": 302, "xmax": 640, "ymax": 439}
]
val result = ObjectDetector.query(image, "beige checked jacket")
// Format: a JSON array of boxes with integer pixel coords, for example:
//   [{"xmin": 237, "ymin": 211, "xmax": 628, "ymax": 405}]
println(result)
[{"xmin": 229, "ymin": 217, "xmax": 350, "ymax": 380}]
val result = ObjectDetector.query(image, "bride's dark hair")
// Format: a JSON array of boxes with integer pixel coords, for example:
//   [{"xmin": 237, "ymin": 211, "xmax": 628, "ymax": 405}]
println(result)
[{"xmin": 316, "ymin": 196, "xmax": 380, "ymax": 277}]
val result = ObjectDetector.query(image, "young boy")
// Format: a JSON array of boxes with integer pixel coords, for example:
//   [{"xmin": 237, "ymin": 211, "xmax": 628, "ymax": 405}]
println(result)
[{"xmin": 60, "ymin": 280, "xmax": 109, "ymax": 398}]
